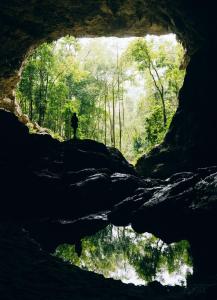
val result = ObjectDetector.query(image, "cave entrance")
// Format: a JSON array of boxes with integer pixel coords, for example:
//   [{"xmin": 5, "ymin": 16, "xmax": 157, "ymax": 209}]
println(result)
[
  {"xmin": 16, "ymin": 34, "xmax": 185, "ymax": 163},
  {"xmin": 55, "ymin": 225, "xmax": 192, "ymax": 286},
  {"xmin": 13, "ymin": 34, "xmax": 189, "ymax": 287}
]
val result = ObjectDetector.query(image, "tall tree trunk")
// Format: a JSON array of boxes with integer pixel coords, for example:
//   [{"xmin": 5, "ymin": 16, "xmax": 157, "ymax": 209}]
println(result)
[
  {"xmin": 121, "ymin": 85, "xmax": 125, "ymax": 127},
  {"xmin": 116, "ymin": 47, "xmax": 122, "ymax": 150},
  {"xmin": 29, "ymin": 75, "xmax": 33, "ymax": 120},
  {"xmin": 104, "ymin": 83, "xmax": 107, "ymax": 145},
  {"xmin": 38, "ymin": 69, "xmax": 43, "ymax": 126},
  {"xmin": 145, "ymin": 48, "xmax": 167, "ymax": 127},
  {"xmin": 118, "ymin": 98, "xmax": 122, "ymax": 151},
  {"xmin": 41, "ymin": 72, "xmax": 49, "ymax": 126},
  {"xmin": 148, "ymin": 67, "xmax": 167, "ymax": 127},
  {"xmin": 112, "ymin": 85, "xmax": 116, "ymax": 147},
  {"xmin": 159, "ymin": 88, "xmax": 167, "ymax": 127},
  {"xmin": 108, "ymin": 97, "xmax": 113, "ymax": 146}
]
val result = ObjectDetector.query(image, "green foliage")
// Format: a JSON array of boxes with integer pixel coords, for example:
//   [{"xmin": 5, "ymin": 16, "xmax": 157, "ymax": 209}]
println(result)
[
  {"xmin": 55, "ymin": 226, "xmax": 192, "ymax": 285},
  {"xmin": 16, "ymin": 35, "xmax": 185, "ymax": 162},
  {"xmin": 123, "ymin": 36, "xmax": 185, "ymax": 159}
]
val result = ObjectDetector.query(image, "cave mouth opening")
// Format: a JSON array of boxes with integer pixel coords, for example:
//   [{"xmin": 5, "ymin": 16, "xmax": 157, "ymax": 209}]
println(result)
[
  {"xmin": 16, "ymin": 34, "xmax": 186, "ymax": 164},
  {"xmin": 55, "ymin": 225, "xmax": 193, "ymax": 287}
]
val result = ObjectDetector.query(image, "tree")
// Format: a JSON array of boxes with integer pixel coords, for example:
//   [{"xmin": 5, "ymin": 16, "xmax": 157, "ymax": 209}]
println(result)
[
  {"xmin": 55, "ymin": 225, "xmax": 192, "ymax": 285},
  {"xmin": 16, "ymin": 35, "xmax": 185, "ymax": 162},
  {"xmin": 130, "ymin": 40, "xmax": 167, "ymax": 126},
  {"xmin": 124, "ymin": 36, "xmax": 185, "ymax": 156}
]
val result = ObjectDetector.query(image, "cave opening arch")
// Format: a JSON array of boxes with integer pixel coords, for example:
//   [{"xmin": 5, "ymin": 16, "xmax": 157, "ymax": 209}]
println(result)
[
  {"xmin": 1, "ymin": 1, "xmax": 216, "ymax": 177},
  {"xmin": 1, "ymin": 2, "xmax": 217, "ymax": 297}
]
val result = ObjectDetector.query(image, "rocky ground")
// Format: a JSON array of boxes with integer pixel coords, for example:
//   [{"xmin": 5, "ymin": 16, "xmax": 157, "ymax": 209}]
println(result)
[{"xmin": 1, "ymin": 109, "xmax": 217, "ymax": 299}]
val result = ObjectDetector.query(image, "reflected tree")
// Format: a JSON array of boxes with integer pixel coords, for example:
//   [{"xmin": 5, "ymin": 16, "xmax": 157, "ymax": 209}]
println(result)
[{"xmin": 55, "ymin": 225, "xmax": 192, "ymax": 285}]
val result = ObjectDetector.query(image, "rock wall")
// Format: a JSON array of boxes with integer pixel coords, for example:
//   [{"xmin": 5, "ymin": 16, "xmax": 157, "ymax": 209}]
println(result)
[
  {"xmin": 1, "ymin": 109, "xmax": 217, "ymax": 298},
  {"xmin": 1, "ymin": 1, "xmax": 217, "ymax": 299}
]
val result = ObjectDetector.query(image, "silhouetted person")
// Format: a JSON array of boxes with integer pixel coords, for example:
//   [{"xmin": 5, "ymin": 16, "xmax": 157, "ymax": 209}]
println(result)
[
  {"xmin": 71, "ymin": 112, "xmax": 78, "ymax": 139},
  {"xmin": 75, "ymin": 240, "xmax": 82, "ymax": 257}
]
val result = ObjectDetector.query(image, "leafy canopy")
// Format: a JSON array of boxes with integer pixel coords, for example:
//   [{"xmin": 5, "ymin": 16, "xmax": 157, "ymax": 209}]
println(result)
[{"xmin": 16, "ymin": 35, "xmax": 185, "ymax": 162}]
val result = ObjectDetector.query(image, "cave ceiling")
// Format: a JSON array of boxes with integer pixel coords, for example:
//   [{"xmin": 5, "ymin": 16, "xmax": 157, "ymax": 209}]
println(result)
[{"xmin": 0, "ymin": 0, "xmax": 216, "ymax": 107}]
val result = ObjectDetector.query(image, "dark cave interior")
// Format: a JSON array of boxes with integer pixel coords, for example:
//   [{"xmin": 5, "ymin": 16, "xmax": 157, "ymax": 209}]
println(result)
[{"xmin": 1, "ymin": 1, "xmax": 217, "ymax": 299}]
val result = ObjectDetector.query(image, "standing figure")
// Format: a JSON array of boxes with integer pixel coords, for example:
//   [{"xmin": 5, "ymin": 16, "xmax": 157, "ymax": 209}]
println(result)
[{"xmin": 71, "ymin": 112, "xmax": 78, "ymax": 139}]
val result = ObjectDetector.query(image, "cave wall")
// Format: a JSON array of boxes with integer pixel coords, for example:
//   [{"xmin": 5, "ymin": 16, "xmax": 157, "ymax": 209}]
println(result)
[
  {"xmin": 1, "ymin": 106, "xmax": 217, "ymax": 296},
  {"xmin": 166, "ymin": 43, "xmax": 217, "ymax": 164},
  {"xmin": 1, "ymin": 1, "xmax": 217, "ymax": 174},
  {"xmin": 1, "ymin": 2, "xmax": 217, "ymax": 297}
]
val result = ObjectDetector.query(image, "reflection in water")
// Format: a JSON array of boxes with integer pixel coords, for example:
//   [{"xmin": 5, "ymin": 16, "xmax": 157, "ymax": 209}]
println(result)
[{"xmin": 55, "ymin": 225, "xmax": 193, "ymax": 286}]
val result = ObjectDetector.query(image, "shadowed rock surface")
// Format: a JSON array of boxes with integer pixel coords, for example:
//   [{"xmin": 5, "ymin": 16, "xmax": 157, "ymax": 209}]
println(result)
[
  {"xmin": 1, "ymin": 109, "xmax": 217, "ymax": 299},
  {"xmin": 1, "ymin": 1, "xmax": 217, "ymax": 299}
]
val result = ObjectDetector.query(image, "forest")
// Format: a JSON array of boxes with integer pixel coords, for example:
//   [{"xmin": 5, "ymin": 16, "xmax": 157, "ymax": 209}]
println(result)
[
  {"xmin": 55, "ymin": 225, "xmax": 192, "ymax": 286},
  {"xmin": 16, "ymin": 34, "xmax": 185, "ymax": 162}
]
